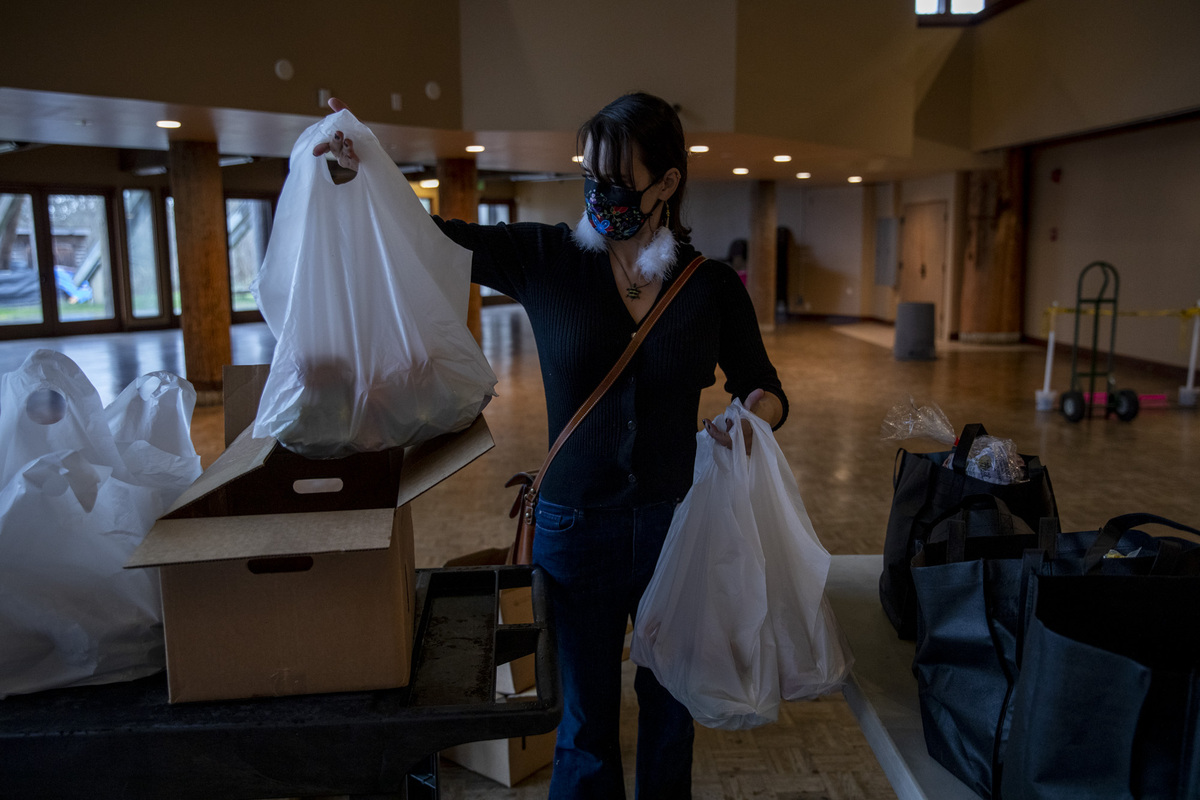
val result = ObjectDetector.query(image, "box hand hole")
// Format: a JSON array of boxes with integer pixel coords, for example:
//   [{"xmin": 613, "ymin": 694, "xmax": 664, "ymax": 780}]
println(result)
[
  {"xmin": 292, "ymin": 478, "xmax": 344, "ymax": 494},
  {"xmin": 247, "ymin": 556, "xmax": 315, "ymax": 574}
]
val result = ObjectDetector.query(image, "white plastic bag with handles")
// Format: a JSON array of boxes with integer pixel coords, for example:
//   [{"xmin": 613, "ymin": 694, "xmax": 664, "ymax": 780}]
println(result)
[
  {"xmin": 251, "ymin": 108, "xmax": 497, "ymax": 458},
  {"xmin": 631, "ymin": 399, "xmax": 853, "ymax": 730},
  {"xmin": 0, "ymin": 350, "xmax": 202, "ymax": 698}
]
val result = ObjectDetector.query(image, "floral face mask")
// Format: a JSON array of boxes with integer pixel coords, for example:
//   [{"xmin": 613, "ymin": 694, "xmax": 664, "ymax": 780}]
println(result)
[{"xmin": 583, "ymin": 177, "xmax": 662, "ymax": 241}]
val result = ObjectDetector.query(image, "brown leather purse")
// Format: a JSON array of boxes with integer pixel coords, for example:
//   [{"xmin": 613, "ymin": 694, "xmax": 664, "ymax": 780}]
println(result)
[{"xmin": 507, "ymin": 254, "xmax": 706, "ymax": 564}]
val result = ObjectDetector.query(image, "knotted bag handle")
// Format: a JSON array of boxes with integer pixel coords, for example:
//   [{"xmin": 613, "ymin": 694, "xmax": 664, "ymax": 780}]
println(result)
[{"xmin": 507, "ymin": 254, "xmax": 707, "ymax": 563}]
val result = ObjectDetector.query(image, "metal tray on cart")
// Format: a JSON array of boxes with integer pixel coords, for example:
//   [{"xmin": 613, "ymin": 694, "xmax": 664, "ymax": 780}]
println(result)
[{"xmin": 0, "ymin": 565, "xmax": 559, "ymax": 800}]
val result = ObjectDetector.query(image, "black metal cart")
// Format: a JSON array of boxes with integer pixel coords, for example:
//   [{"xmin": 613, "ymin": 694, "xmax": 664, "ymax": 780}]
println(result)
[
  {"xmin": 0, "ymin": 565, "xmax": 559, "ymax": 800},
  {"xmin": 1060, "ymin": 261, "xmax": 1140, "ymax": 422}
]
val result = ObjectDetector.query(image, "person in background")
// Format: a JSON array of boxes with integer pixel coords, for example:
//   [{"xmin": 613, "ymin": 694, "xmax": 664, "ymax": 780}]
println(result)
[{"xmin": 317, "ymin": 92, "xmax": 787, "ymax": 800}]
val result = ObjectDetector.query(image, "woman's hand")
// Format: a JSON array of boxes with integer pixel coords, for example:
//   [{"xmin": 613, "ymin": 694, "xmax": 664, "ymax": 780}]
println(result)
[
  {"xmin": 311, "ymin": 97, "xmax": 359, "ymax": 170},
  {"xmin": 703, "ymin": 388, "xmax": 782, "ymax": 454}
]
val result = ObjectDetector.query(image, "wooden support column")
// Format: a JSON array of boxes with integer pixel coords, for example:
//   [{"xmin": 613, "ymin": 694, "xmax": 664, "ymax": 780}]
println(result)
[
  {"xmin": 747, "ymin": 180, "xmax": 778, "ymax": 331},
  {"xmin": 168, "ymin": 140, "xmax": 231, "ymax": 404},
  {"xmin": 436, "ymin": 157, "xmax": 483, "ymax": 345},
  {"xmin": 959, "ymin": 148, "xmax": 1027, "ymax": 343}
]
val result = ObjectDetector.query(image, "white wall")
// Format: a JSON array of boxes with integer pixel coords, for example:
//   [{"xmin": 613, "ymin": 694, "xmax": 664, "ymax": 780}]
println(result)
[
  {"xmin": 513, "ymin": 178, "xmax": 758, "ymax": 265},
  {"xmin": 683, "ymin": 181, "xmax": 755, "ymax": 262},
  {"xmin": 515, "ymin": 176, "xmax": 900, "ymax": 322},
  {"xmin": 513, "ymin": 179, "xmax": 583, "ymax": 226},
  {"xmin": 689, "ymin": 181, "xmax": 871, "ymax": 318},
  {"xmin": 1025, "ymin": 117, "xmax": 1200, "ymax": 369},
  {"xmin": 971, "ymin": 0, "xmax": 1200, "ymax": 151},
  {"xmin": 867, "ymin": 183, "xmax": 900, "ymax": 322},
  {"xmin": 793, "ymin": 186, "xmax": 866, "ymax": 317},
  {"xmin": 459, "ymin": 0, "xmax": 737, "ymax": 133}
]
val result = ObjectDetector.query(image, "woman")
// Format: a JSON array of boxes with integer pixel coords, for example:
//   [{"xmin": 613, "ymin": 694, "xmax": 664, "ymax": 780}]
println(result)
[{"xmin": 318, "ymin": 92, "xmax": 787, "ymax": 799}]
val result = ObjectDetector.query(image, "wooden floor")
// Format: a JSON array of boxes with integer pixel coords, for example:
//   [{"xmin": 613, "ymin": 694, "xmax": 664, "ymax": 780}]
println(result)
[{"xmin": 3, "ymin": 306, "xmax": 1197, "ymax": 799}]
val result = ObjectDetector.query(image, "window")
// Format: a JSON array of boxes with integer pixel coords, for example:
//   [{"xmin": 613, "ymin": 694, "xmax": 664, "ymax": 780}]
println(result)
[
  {"xmin": 477, "ymin": 201, "xmax": 515, "ymax": 300},
  {"xmin": 917, "ymin": 0, "xmax": 984, "ymax": 12},
  {"xmin": 478, "ymin": 202, "xmax": 511, "ymax": 225},
  {"xmin": 165, "ymin": 196, "xmax": 181, "ymax": 316},
  {"xmin": 48, "ymin": 194, "xmax": 114, "ymax": 322},
  {"xmin": 0, "ymin": 193, "xmax": 43, "ymax": 326},
  {"xmin": 123, "ymin": 189, "xmax": 161, "ymax": 318},
  {"xmin": 165, "ymin": 195, "xmax": 272, "ymax": 317},
  {"xmin": 226, "ymin": 198, "xmax": 272, "ymax": 313}
]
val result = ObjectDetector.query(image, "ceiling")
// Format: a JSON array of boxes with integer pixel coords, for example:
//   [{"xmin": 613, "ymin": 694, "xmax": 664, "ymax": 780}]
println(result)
[{"xmin": 0, "ymin": 87, "xmax": 997, "ymax": 187}]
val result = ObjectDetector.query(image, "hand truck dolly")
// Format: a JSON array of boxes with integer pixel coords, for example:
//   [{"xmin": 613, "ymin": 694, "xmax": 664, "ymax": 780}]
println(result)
[{"xmin": 1060, "ymin": 261, "xmax": 1140, "ymax": 422}]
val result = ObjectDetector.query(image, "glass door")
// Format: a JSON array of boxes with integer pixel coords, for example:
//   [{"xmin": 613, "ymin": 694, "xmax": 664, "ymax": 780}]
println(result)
[
  {"xmin": 226, "ymin": 197, "xmax": 272, "ymax": 321},
  {"xmin": 164, "ymin": 195, "xmax": 272, "ymax": 323},
  {"xmin": 0, "ymin": 192, "xmax": 44, "ymax": 328},
  {"xmin": 48, "ymin": 193, "xmax": 116, "ymax": 324},
  {"xmin": 123, "ymin": 188, "xmax": 166, "ymax": 321},
  {"xmin": 0, "ymin": 188, "xmax": 120, "ymax": 337}
]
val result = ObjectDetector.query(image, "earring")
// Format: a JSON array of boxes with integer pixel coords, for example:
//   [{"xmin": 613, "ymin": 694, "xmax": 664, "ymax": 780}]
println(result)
[{"xmin": 663, "ymin": 203, "xmax": 671, "ymax": 230}]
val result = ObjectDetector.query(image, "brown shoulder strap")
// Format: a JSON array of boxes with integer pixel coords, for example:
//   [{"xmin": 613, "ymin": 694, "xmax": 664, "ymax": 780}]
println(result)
[{"xmin": 531, "ymin": 254, "xmax": 706, "ymax": 493}]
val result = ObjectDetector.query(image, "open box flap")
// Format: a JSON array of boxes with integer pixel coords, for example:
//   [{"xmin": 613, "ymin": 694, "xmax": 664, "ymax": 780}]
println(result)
[
  {"xmin": 222, "ymin": 364, "xmax": 495, "ymax": 509},
  {"xmin": 126, "ymin": 507, "xmax": 397, "ymax": 568},
  {"xmin": 397, "ymin": 413, "xmax": 494, "ymax": 508},
  {"xmin": 161, "ymin": 426, "xmax": 276, "ymax": 517},
  {"xmin": 160, "ymin": 366, "xmax": 494, "ymax": 521}
]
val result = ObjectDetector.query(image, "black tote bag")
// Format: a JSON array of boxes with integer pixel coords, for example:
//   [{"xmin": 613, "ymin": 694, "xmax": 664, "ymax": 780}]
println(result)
[
  {"xmin": 880, "ymin": 423, "xmax": 1058, "ymax": 639},
  {"xmin": 913, "ymin": 511, "xmax": 1200, "ymax": 799},
  {"xmin": 1002, "ymin": 572, "xmax": 1200, "ymax": 800},
  {"xmin": 910, "ymin": 496, "xmax": 1058, "ymax": 799}
]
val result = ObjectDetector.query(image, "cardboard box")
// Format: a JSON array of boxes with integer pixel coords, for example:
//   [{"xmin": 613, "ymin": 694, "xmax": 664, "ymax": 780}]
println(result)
[
  {"xmin": 126, "ymin": 365, "xmax": 494, "ymax": 703},
  {"xmin": 442, "ymin": 687, "xmax": 557, "ymax": 787}
]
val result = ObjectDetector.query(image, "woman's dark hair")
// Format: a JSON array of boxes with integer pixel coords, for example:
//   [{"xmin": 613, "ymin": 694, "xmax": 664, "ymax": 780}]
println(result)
[{"xmin": 577, "ymin": 92, "xmax": 691, "ymax": 242}]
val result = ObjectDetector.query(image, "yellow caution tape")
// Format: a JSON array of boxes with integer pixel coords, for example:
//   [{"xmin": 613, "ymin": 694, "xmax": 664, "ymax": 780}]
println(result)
[{"xmin": 1041, "ymin": 304, "xmax": 1200, "ymax": 339}]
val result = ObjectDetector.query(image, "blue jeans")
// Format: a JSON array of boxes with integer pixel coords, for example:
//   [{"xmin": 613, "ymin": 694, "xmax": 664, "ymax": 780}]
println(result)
[{"xmin": 533, "ymin": 497, "xmax": 694, "ymax": 800}]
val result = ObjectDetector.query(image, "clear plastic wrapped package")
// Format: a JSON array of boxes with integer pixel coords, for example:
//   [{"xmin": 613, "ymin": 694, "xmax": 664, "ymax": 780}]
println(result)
[
  {"xmin": 881, "ymin": 397, "xmax": 1027, "ymax": 485},
  {"xmin": 949, "ymin": 435, "xmax": 1027, "ymax": 485},
  {"xmin": 880, "ymin": 397, "xmax": 956, "ymax": 445}
]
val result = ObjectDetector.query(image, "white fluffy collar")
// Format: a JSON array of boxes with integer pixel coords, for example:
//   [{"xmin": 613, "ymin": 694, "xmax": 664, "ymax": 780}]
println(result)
[{"xmin": 571, "ymin": 211, "xmax": 680, "ymax": 282}]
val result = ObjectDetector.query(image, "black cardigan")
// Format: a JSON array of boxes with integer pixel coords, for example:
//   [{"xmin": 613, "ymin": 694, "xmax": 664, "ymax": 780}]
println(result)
[{"xmin": 435, "ymin": 218, "xmax": 788, "ymax": 509}]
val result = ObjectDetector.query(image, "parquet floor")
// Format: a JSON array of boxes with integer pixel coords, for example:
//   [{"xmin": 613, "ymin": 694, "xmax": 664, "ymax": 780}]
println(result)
[{"xmin": 3, "ymin": 305, "xmax": 1196, "ymax": 799}]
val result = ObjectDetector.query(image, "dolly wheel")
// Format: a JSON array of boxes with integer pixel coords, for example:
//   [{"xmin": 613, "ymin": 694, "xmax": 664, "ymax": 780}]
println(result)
[
  {"xmin": 1061, "ymin": 390, "xmax": 1086, "ymax": 422},
  {"xmin": 1114, "ymin": 389, "xmax": 1140, "ymax": 422}
]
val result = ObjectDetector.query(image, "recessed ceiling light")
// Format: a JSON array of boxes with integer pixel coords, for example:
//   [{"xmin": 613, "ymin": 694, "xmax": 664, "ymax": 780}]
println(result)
[
  {"xmin": 732, "ymin": 168, "xmax": 749, "ymax": 175},
  {"xmin": 156, "ymin": 120, "xmax": 182, "ymax": 129},
  {"xmin": 847, "ymin": 176, "xmax": 863, "ymax": 183},
  {"xmin": 571, "ymin": 155, "xmax": 584, "ymax": 163},
  {"xmin": 419, "ymin": 179, "xmax": 440, "ymax": 189},
  {"xmin": 688, "ymin": 145, "xmax": 710, "ymax": 153},
  {"xmin": 773, "ymin": 155, "xmax": 792, "ymax": 163},
  {"xmin": 465, "ymin": 145, "xmax": 485, "ymax": 153},
  {"xmin": 796, "ymin": 172, "xmax": 811, "ymax": 179}
]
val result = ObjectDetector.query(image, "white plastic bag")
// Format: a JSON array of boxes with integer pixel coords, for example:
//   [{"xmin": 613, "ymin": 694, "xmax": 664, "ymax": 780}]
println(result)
[
  {"xmin": 251, "ymin": 108, "xmax": 498, "ymax": 458},
  {"xmin": 631, "ymin": 400, "xmax": 853, "ymax": 729},
  {"xmin": 0, "ymin": 350, "xmax": 202, "ymax": 698}
]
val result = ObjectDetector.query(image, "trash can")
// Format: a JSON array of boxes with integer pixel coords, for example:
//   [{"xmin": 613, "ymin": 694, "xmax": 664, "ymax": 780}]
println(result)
[{"xmin": 894, "ymin": 302, "xmax": 936, "ymax": 361}]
